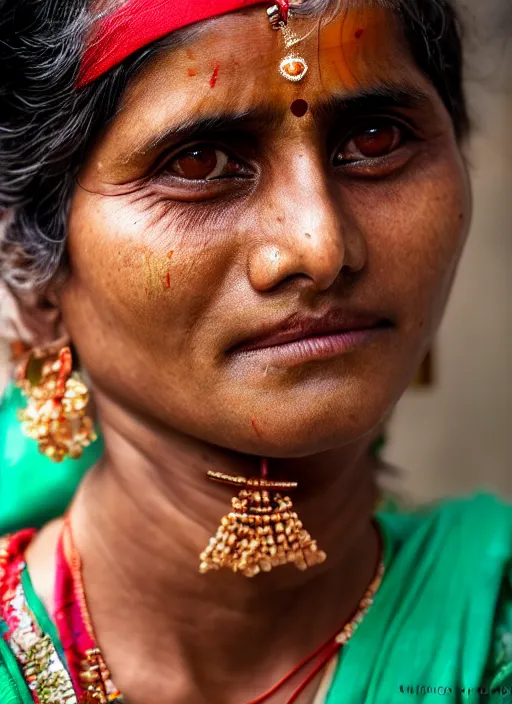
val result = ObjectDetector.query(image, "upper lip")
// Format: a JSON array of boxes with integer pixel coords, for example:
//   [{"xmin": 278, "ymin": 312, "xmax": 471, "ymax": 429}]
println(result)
[{"xmin": 230, "ymin": 308, "xmax": 391, "ymax": 353}]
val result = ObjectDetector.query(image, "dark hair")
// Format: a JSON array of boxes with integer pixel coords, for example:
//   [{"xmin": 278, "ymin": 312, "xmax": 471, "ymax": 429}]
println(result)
[{"xmin": 0, "ymin": 0, "xmax": 468, "ymax": 291}]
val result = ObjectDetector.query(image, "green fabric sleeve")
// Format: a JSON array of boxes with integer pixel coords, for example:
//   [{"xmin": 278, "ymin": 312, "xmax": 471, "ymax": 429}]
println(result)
[
  {"xmin": 0, "ymin": 383, "xmax": 103, "ymax": 534},
  {"xmin": 0, "ymin": 626, "xmax": 32, "ymax": 704},
  {"xmin": 327, "ymin": 493, "xmax": 512, "ymax": 704},
  {"xmin": 486, "ymin": 560, "xmax": 512, "ymax": 692}
]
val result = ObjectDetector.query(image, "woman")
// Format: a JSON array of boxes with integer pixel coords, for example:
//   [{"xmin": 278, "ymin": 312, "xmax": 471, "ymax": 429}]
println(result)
[{"xmin": 0, "ymin": 0, "xmax": 510, "ymax": 702}]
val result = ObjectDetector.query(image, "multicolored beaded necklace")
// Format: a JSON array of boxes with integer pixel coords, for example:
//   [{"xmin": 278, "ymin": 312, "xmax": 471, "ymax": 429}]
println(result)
[{"xmin": 0, "ymin": 521, "xmax": 384, "ymax": 704}]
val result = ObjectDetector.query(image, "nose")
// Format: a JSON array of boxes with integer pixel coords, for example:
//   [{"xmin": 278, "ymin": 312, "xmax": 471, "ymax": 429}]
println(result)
[{"xmin": 248, "ymin": 150, "xmax": 367, "ymax": 293}]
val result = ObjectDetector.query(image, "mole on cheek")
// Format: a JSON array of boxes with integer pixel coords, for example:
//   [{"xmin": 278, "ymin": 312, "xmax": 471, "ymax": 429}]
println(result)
[
  {"xmin": 290, "ymin": 99, "xmax": 309, "ymax": 117},
  {"xmin": 187, "ymin": 68, "xmax": 197, "ymax": 77}
]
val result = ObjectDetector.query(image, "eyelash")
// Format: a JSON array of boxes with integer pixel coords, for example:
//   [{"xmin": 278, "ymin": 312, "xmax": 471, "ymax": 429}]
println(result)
[
  {"xmin": 157, "ymin": 140, "xmax": 252, "ymax": 182},
  {"xmin": 155, "ymin": 116, "xmax": 416, "ymax": 185},
  {"xmin": 334, "ymin": 117, "xmax": 415, "ymax": 164}
]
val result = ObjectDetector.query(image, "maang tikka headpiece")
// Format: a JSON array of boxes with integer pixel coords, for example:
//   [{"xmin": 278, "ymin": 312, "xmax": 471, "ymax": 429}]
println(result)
[
  {"xmin": 77, "ymin": 0, "xmax": 310, "ymax": 88},
  {"xmin": 267, "ymin": 0, "xmax": 309, "ymax": 82}
]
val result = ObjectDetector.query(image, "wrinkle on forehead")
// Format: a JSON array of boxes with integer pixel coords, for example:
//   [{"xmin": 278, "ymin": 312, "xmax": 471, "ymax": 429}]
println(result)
[
  {"xmin": 84, "ymin": 5, "xmax": 423, "ymax": 177},
  {"xmin": 123, "ymin": 5, "xmax": 407, "ymax": 102}
]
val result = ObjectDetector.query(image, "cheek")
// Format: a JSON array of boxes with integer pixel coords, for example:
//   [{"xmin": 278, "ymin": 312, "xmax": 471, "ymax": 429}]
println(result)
[
  {"xmin": 358, "ymin": 152, "xmax": 470, "ymax": 333},
  {"xmin": 60, "ymin": 190, "xmax": 236, "ymax": 363}
]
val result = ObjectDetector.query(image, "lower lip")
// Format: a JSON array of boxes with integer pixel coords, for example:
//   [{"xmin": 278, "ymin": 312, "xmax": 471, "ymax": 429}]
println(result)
[{"xmin": 232, "ymin": 327, "xmax": 387, "ymax": 367}]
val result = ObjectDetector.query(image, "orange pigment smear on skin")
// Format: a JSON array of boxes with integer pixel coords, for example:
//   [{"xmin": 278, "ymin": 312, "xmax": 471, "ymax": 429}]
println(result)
[
  {"xmin": 118, "ymin": 243, "xmax": 176, "ymax": 299},
  {"xmin": 319, "ymin": 7, "xmax": 398, "ymax": 90},
  {"xmin": 251, "ymin": 418, "xmax": 262, "ymax": 437},
  {"xmin": 209, "ymin": 63, "xmax": 220, "ymax": 88}
]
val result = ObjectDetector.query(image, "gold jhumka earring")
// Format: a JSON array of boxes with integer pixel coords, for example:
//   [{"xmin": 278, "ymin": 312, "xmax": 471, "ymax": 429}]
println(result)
[
  {"xmin": 16, "ymin": 345, "xmax": 97, "ymax": 462},
  {"xmin": 199, "ymin": 458, "xmax": 327, "ymax": 577},
  {"xmin": 267, "ymin": 0, "xmax": 309, "ymax": 82}
]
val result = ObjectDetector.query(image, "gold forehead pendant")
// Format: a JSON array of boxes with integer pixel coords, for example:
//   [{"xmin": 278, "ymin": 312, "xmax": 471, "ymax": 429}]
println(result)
[{"xmin": 267, "ymin": 1, "xmax": 309, "ymax": 82}]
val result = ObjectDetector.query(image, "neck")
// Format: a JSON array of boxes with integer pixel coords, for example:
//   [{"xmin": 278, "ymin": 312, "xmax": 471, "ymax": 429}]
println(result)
[{"xmin": 67, "ymin": 395, "xmax": 381, "ymax": 703}]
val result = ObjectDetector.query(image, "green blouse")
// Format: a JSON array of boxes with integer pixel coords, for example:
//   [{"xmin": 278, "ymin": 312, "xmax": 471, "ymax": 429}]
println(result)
[{"xmin": 1, "ymin": 493, "xmax": 512, "ymax": 703}]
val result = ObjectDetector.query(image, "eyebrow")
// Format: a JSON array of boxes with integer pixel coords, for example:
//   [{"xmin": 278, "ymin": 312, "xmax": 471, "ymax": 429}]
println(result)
[
  {"xmin": 132, "ymin": 84, "xmax": 432, "ymax": 158},
  {"xmin": 311, "ymin": 84, "xmax": 432, "ymax": 123},
  {"xmin": 133, "ymin": 106, "xmax": 282, "ymax": 157}
]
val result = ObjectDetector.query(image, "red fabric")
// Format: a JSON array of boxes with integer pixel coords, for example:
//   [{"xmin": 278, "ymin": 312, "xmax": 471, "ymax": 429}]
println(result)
[
  {"xmin": 78, "ymin": 0, "xmax": 267, "ymax": 87},
  {"xmin": 0, "ymin": 529, "xmax": 36, "ymax": 619},
  {"xmin": 53, "ymin": 527, "xmax": 93, "ymax": 697}
]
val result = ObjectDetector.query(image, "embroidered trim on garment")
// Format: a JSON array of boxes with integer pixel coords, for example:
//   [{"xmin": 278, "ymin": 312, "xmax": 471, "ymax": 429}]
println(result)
[{"xmin": 0, "ymin": 534, "xmax": 77, "ymax": 704}]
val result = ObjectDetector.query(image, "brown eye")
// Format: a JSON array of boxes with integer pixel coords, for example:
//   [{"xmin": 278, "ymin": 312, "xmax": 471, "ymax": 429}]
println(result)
[
  {"xmin": 169, "ymin": 146, "xmax": 243, "ymax": 180},
  {"xmin": 337, "ymin": 123, "xmax": 405, "ymax": 163}
]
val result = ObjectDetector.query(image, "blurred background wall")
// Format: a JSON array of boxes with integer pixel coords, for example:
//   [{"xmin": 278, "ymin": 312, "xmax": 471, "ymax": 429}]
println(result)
[{"xmin": 386, "ymin": 0, "xmax": 512, "ymax": 503}]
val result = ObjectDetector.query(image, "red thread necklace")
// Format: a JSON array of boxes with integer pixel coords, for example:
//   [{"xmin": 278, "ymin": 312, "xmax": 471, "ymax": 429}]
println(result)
[{"xmin": 53, "ymin": 517, "xmax": 384, "ymax": 704}]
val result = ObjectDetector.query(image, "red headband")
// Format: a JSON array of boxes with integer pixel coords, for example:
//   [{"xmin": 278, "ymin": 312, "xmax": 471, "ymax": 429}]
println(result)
[{"xmin": 78, "ymin": 0, "xmax": 271, "ymax": 88}]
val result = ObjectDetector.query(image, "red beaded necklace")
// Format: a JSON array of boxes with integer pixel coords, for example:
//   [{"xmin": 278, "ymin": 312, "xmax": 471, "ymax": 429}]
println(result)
[
  {"xmin": 53, "ymin": 518, "xmax": 122, "ymax": 703},
  {"xmin": 53, "ymin": 517, "xmax": 384, "ymax": 704}
]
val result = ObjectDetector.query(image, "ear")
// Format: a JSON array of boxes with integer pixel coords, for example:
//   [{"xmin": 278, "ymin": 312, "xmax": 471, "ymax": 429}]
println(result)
[{"xmin": 0, "ymin": 280, "xmax": 68, "ymax": 348}]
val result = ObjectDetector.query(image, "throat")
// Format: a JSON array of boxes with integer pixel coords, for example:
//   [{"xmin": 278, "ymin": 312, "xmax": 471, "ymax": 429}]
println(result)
[{"xmin": 26, "ymin": 442, "xmax": 380, "ymax": 704}]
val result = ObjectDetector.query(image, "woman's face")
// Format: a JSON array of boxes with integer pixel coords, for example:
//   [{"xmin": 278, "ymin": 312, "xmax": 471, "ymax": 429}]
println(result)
[{"xmin": 61, "ymin": 6, "xmax": 471, "ymax": 457}]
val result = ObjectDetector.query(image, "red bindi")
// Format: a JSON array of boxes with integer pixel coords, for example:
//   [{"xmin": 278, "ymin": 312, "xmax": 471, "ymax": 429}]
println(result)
[
  {"xmin": 354, "ymin": 28, "xmax": 364, "ymax": 39},
  {"xmin": 290, "ymin": 99, "xmax": 308, "ymax": 118}
]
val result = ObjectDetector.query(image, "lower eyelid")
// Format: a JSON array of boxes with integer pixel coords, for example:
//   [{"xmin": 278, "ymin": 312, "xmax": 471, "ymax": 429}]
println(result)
[
  {"xmin": 335, "ymin": 132, "xmax": 414, "ymax": 165},
  {"xmin": 149, "ymin": 172, "xmax": 257, "ymax": 201},
  {"xmin": 334, "ymin": 144, "xmax": 415, "ymax": 170}
]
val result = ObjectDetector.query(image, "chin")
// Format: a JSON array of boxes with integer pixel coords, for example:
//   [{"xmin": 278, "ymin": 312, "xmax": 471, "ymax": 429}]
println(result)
[{"xmin": 215, "ymin": 375, "xmax": 401, "ymax": 458}]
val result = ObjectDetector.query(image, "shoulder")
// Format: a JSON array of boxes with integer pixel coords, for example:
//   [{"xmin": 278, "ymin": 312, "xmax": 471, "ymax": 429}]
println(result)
[
  {"xmin": 377, "ymin": 491, "xmax": 512, "ymax": 561},
  {"xmin": 376, "ymin": 492, "xmax": 512, "ymax": 688},
  {"xmin": 377, "ymin": 491, "xmax": 512, "ymax": 603}
]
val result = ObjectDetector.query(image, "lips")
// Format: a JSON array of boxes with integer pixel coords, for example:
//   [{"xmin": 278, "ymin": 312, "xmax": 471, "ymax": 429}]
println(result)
[{"xmin": 230, "ymin": 309, "xmax": 392, "ymax": 353}]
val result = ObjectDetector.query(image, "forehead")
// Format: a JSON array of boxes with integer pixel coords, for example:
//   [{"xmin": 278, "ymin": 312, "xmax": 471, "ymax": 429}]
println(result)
[{"xmin": 116, "ymin": 5, "xmax": 426, "ymax": 125}]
